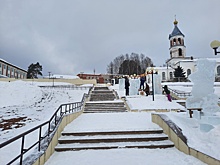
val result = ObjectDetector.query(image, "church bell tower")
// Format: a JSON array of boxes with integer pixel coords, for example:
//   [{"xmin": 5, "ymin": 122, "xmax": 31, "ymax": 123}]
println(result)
[{"xmin": 169, "ymin": 19, "xmax": 186, "ymax": 59}]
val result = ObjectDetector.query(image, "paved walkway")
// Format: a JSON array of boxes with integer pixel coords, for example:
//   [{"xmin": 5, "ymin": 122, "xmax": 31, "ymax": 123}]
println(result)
[{"xmin": 44, "ymin": 112, "xmax": 206, "ymax": 165}]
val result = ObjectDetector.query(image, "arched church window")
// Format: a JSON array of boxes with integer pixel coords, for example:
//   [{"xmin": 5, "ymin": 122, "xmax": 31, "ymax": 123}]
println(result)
[
  {"xmin": 187, "ymin": 69, "xmax": 191, "ymax": 77},
  {"xmin": 162, "ymin": 72, "xmax": 166, "ymax": 80},
  {"xmin": 169, "ymin": 72, "xmax": 173, "ymax": 79},
  {"xmin": 173, "ymin": 38, "xmax": 177, "ymax": 45},
  {"xmin": 178, "ymin": 38, "xmax": 181, "ymax": 45},
  {"xmin": 170, "ymin": 40, "xmax": 172, "ymax": 47},
  {"xmin": 217, "ymin": 66, "xmax": 220, "ymax": 75},
  {"xmin": 178, "ymin": 48, "xmax": 182, "ymax": 56}
]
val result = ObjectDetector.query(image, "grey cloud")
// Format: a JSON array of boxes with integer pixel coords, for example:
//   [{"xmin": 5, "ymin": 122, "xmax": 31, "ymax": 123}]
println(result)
[{"xmin": 0, "ymin": 0, "xmax": 220, "ymax": 75}]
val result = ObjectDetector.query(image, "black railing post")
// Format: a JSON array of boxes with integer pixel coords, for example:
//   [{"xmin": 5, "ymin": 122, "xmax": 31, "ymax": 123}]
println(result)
[
  {"xmin": 55, "ymin": 113, "xmax": 57, "ymax": 125},
  {"xmin": 60, "ymin": 106, "xmax": 62, "ymax": 116},
  {"xmin": 65, "ymin": 104, "xmax": 67, "ymax": 114},
  {"xmin": 70, "ymin": 104, "xmax": 72, "ymax": 111},
  {"xmin": 48, "ymin": 122, "xmax": 51, "ymax": 136},
  {"xmin": 20, "ymin": 136, "xmax": 25, "ymax": 165},
  {"xmin": 38, "ymin": 127, "xmax": 42, "ymax": 151}
]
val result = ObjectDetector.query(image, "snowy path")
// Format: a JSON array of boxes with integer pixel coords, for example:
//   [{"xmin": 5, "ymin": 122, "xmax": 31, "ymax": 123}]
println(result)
[{"xmin": 45, "ymin": 112, "xmax": 206, "ymax": 165}]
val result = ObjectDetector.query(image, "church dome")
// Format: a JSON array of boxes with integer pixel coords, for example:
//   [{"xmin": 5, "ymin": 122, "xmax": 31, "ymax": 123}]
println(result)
[{"xmin": 169, "ymin": 19, "xmax": 185, "ymax": 39}]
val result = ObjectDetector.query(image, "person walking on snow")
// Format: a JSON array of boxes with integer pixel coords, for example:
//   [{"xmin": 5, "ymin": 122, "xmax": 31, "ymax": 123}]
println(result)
[
  {"xmin": 125, "ymin": 76, "xmax": 130, "ymax": 96},
  {"xmin": 163, "ymin": 85, "xmax": 172, "ymax": 102},
  {"xmin": 144, "ymin": 82, "xmax": 150, "ymax": 96},
  {"xmin": 139, "ymin": 76, "xmax": 145, "ymax": 90}
]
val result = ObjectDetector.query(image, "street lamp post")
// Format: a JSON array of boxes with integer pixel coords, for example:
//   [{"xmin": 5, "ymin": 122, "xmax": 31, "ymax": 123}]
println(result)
[
  {"xmin": 210, "ymin": 40, "xmax": 220, "ymax": 55},
  {"xmin": 146, "ymin": 67, "xmax": 158, "ymax": 101},
  {"xmin": 151, "ymin": 72, "xmax": 154, "ymax": 101}
]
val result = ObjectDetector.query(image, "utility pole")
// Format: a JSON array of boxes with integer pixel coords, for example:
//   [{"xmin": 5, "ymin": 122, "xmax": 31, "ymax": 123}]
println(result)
[{"xmin": 48, "ymin": 72, "xmax": 51, "ymax": 79}]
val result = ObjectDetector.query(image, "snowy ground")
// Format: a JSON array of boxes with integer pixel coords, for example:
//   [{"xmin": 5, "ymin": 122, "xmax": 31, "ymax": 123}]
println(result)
[
  {"xmin": 0, "ymin": 81, "xmax": 91, "ymax": 143},
  {"xmin": 0, "ymin": 81, "xmax": 220, "ymax": 164},
  {"xmin": 0, "ymin": 80, "xmax": 91, "ymax": 164},
  {"xmin": 111, "ymin": 84, "xmax": 220, "ymax": 160}
]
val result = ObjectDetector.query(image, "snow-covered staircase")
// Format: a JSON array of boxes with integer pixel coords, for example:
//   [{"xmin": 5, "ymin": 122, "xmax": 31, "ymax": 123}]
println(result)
[
  {"xmin": 84, "ymin": 86, "xmax": 127, "ymax": 113},
  {"xmin": 55, "ymin": 86, "xmax": 174, "ymax": 152},
  {"xmin": 84, "ymin": 101, "xmax": 127, "ymax": 113},
  {"xmin": 55, "ymin": 129, "xmax": 174, "ymax": 151},
  {"xmin": 89, "ymin": 86, "xmax": 116, "ymax": 101}
]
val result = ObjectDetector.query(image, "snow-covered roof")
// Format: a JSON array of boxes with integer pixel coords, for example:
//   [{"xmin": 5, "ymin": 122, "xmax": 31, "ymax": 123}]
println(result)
[
  {"xmin": 0, "ymin": 58, "xmax": 27, "ymax": 72},
  {"xmin": 146, "ymin": 67, "xmax": 171, "ymax": 70},
  {"xmin": 45, "ymin": 74, "xmax": 79, "ymax": 79},
  {"xmin": 198, "ymin": 57, "xmax": 220, "ymax": 63},
  {"xmin": 176, "ymin": 57, "xmax": 220, "ymax": 63}
]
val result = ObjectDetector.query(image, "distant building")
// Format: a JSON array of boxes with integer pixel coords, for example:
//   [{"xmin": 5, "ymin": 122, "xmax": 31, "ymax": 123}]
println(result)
[
  {"xmin": 44, "ymin": 74, "xmax": 79, "ymax": 79},
  {"xmin": 0, "ymin": 58, "xmax": 27, "ymax": 79},
  {"xmin": 77, "ymin": 73, "xmax": 105, "ymax": 83},
  {"xmin": 77, "ymin": 73, "xmax": 121, "ymax": 84},
  {"xmin": 147, "ymin": 19, "xmax": 220, "ymax": 82}
]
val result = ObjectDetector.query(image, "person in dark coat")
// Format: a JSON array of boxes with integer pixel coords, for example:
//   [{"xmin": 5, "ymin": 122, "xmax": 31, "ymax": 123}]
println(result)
[
  {"xmin": 144, "ymin": 82, "xmax": 150, "ymax": 96},
  {"xmin": 163, "ymin": 85, "xmax": 172, "ymax": 102},
  {"xmin": 139, "ymin": 76, "xmax": 145, "ymax": 90},
  {"xmin": 125, "ymin": 76, "xmax": 130, "ymax": 96}
]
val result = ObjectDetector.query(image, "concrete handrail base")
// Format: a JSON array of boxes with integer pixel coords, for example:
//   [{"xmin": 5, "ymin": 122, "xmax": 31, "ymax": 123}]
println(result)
[
  {"xmin": 131, "ymin": 109, "xmax": 179, "ymax": 112},
  {"xmin": 151, "ymin": 113, "xmax": 220, "ymax": 165},
  {"xmin": 33, "ymin": 111, "xmax": 83, "ymax": 165}
]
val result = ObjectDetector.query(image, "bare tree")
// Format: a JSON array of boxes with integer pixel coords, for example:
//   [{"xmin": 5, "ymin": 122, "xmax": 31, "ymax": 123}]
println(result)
[
  {"xmin": 107, "ymin": 53, "xmax": 154, "ymax": 75},
  {"xmin": 106, "ymin": 61, "xmax": 114, "ymax": 75}
]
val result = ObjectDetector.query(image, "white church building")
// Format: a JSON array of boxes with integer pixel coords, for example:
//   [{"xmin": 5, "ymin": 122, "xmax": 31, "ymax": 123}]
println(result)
[{"xmin": 146, "ymin": 19, "xmax": 220, "ymax": 82}]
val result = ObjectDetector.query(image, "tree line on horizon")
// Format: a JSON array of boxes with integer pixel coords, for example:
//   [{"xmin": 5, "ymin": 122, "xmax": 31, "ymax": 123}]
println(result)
[
  {"xmin": 106, "ymin": 53, "xmax": 154, "ymax": 76},
  {"xmin": 25, "ymin": 54, "xmax": 186, "ymax": 81},
  {"xmin": 106, "ymin": 52, "xmax": 187, "ymax": 82}
]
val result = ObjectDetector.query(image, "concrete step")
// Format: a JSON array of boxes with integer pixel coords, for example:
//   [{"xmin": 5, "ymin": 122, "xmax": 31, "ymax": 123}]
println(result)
[
  {"xmin": 84, "ymin": 105, "xmax": 125, "ymax": 109},
  {"xmin": 55, "ymin": 129, "xmax": 174, "ymax": 151},
  {"xmin": 85, "ymin": 101, "xmax": 125, "ymax": 106},
  {"xmin": 84, "ymin": 108, "xmax": 127, "ymax": 111},
  {"xmin": 61, "ymin": 130, "xmax": 164, "ymax": 136},
  {"xmin": 84, "ymin": 100, "xmax": 127, "ymax": 113},
  {"xmin": 58, "ymin": 133, "xmax": 169, "ymax": 144},
  {"xmin": 84, "ymin": 107, "xmax": 127, "ymax": 110},
  {"xmin": 55, "ymin": 140, "xmax": 174, "ymax": 151},
  {"xmin": 84, "ymin": 106, "xmax": 127, "ymax": 113},
  {"xmin": 89, "ymin": 86, "xmax": 116, "ymax": 101},
  {"xmin": 83, "ymin": 110, "xmax": 127, "ymax": 113},
  {"xmin": 92, "ymin": 90, "xmax": 113, "ymax": 94},
  {"xmin": 84, "ymin": 105, "xmax": 126, "ymax": 109},
  {"xmin": 94, "ymin": 87, "xmax": 109, "ymax": 90},
  {"xmin": 90, "ymin": 97, "xmax": 115, "ymax": 101},
  {"xmin": 90, "ymin": 94, "xmax": 115, "ymax": 97},
  {"xmin": 59, "ymin": 135, "xmax": 169, "ymax": 141},
  {"xmin": 87, "ymin": 87, "xmax": 125, "ymax": 111}
]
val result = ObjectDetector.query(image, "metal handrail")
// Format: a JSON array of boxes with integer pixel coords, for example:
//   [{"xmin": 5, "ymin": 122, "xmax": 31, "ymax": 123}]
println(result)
[
  {"xmin": 39, "ymin": 85, "xmax": 92, "ymax": 90},
  {"xmin": 169, "ymin": 88, "xmax": 191, "ymax": 98},
  {"xmin": 0, "ymin": 89, "xmax": 91, "ymax": 165}
]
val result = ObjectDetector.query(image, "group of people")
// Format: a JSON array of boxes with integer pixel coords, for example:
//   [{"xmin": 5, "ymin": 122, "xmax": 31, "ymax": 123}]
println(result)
[{"xmin": 124, "ymin": 76, "xmax": 172, "ymax": 102}]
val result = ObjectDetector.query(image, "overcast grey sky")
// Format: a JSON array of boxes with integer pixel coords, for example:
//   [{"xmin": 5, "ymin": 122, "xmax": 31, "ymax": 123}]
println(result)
[{"xmin": 0, "ymin": 0, "xmax": 220, "ymax": 76}]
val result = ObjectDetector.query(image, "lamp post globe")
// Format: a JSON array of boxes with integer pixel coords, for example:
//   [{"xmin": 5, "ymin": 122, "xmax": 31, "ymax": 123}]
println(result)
[{"xmin": 210, "ymin": 40, "xmax": 220, "ymax": 55}]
